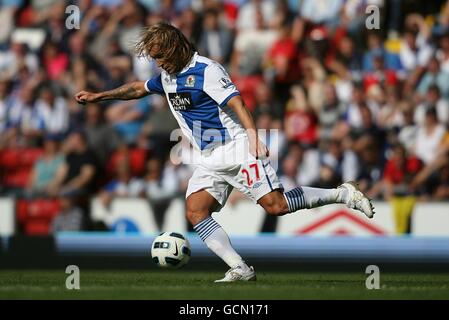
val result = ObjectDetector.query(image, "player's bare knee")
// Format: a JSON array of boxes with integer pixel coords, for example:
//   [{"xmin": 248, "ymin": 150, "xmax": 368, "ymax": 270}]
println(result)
[
  {"xmin": 262, "ymin": 197, "xmax": 286, "ymax": 216},
  {"xmin": 265, "ymin": 203, "xmax": 287, "ymax": 216},
  {"xmin": 186, "ymin": 208, "xmax": 209, "ymax": 225},
  {"xmin": 259, "ymin": 191, "xmax": 289, "ymax": 216}
]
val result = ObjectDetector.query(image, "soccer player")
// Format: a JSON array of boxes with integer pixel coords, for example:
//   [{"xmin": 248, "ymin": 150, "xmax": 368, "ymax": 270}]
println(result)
[{"xmin": 75, "ymin": 22, "xmax": 374, "ymax": 282}]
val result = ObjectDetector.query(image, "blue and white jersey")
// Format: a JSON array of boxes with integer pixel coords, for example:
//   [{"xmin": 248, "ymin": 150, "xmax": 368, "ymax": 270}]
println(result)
[{"xmin": 144, "ymin": 53, "xmax": 245, "ymax": 151}]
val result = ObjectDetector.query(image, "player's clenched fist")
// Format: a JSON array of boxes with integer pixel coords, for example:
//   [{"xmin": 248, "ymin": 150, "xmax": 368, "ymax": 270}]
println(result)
[{"xmin": 75, "ymin": 91, "xmax": 101, "ymax": 104}]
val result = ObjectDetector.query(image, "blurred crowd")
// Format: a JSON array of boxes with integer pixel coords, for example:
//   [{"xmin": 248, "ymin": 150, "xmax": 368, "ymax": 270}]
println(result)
[{"xmin": 1, "ymin": 0, "xmax": 449, "ymax": 232}]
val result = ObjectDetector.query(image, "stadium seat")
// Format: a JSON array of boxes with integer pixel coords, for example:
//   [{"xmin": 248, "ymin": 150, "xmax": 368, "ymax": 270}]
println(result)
[
  {"xmin": 20, "ymin": 148, "xmax": 44, "ymax": 167},
  {"xmin": 3, "ymin": 168, "xmax": 31, "ymax": 188},
  {"xmin": 0, "ymin": 148, "xmax": 22, "ymax": 169},
  {"xmin": 16, "ymin": 200, "xmax": 29, "ymax": 224},
  {"xmin": 0, "ymin": 148, "xmax": 43, "ymax": 188},
  {"xmin": 25, "ymin": 219, "xmax": 51, "ymax": 235},
  {"xmin": 129, "ymin": 148, "xmax": 147, "ymax": 176},
  {"xmin": 106, "ymin": 148, "xmax": 147, "ymax": 179},
  {"xmin": 28, "ymin": 199, "xmax": 61, "ymax": 220},
  {"xmin": 16, "ymin": 199, "xmax": 61, "ymax": 235}
]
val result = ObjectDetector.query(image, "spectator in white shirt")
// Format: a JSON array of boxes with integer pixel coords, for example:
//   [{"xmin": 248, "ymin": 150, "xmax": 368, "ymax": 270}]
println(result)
[
  {"xmin": 35, "ymin": 86, "xmax": 69, "ymax": 135},
  {"xmin": 398, "ymin": 101, "xmax": 419, "ymax": 155},
  {"xmin": 0, "ymin": 41, "xmax": 39, "ymax": 80},
  {"xmin": 399, "ymin": 28, "xmax": 433, "ymax": 73},
  {"xmin": 436, "ymin": 32, "xmax": 449, "ymax": 73},
  {"xmin": 236, "ymin": 0, "xmax": 276, "ymax": 32},
  {"xmin": 400, "ymin": 24, "xmax": 434, "ymax": 96},
  {"xmin": 231, "ymin": 8, "xmax": 278, "ymax": 77},
  {"xmin": 7, "ymin": 85, "xmax": 42, "ymax": 141},
  {"xmin": 414, "ymin": 107, "xmax": 447, "ymax": 165},
  {"xmin": 414, "ymin": 84, "xmax": 449, "ymax": 126}
]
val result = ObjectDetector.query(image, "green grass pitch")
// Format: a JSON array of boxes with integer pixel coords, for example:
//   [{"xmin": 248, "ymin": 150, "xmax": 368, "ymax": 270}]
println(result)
[{"xmin": 0, "ymin": 270, "xmax": 448, "ymax": 299}]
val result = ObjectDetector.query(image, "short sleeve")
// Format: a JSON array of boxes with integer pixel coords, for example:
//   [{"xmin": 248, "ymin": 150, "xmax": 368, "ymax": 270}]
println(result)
[
  {"xmin": 203, "ymin": 62, "xmax": 240, "ymax": 107},
  {"xmin": 144, "ymin": 74, "xmax": 164, "ymax": 94}
]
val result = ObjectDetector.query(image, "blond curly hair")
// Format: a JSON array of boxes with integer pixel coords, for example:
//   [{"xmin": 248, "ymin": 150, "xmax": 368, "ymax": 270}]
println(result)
[{"xmin": 135, "ymin": 22, "xmax": 195, "ymax": 74}]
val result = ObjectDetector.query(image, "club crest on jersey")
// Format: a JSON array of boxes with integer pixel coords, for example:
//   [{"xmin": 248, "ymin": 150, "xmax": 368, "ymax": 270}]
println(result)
[
  {"xmin": 185, "ymin": 75, "xmax": 195, "ymax": 87},
  {"xmin": 219, "ymin": 77, "xmax": 233, "ymax": 89},
  {"xmin": 168, "ymin": 92, "xmax": 193, "ymax": 111}
]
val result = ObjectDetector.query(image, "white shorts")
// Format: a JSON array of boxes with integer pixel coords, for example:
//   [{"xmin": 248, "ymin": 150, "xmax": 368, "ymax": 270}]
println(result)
[{"xmin": 185, "ymin": 138, "xmax": 283, "ymax": 211}]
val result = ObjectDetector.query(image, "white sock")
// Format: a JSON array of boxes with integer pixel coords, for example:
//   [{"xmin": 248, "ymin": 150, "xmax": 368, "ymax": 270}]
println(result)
[
  {"xmin": 193, "ymin": 216, "xmax": 249, "ymax": 270},
  {"xmin": 284, "ymin": 186, "xmax": 348, "ymax": 212}
]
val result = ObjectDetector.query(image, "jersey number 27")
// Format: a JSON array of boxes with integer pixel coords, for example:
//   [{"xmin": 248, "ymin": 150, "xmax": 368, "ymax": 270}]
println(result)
[{"xmin": 241, "ymin": 162, "xmax": 261, "ymax": 187}]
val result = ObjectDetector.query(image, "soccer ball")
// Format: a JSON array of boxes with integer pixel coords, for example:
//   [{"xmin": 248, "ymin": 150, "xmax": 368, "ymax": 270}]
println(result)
[{"xmin": 151, "ymin": 232, "xmax": 191, "ymax": 269}]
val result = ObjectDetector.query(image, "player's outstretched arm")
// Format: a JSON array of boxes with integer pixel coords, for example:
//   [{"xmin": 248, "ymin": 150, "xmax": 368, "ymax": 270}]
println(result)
[
  {"xmin": 75, "ymin": 81, "xmax": 149, "ymax": 104},
  {"xmin": 226, "ymin": 95, "xmax": 269, "ymax": 159}
]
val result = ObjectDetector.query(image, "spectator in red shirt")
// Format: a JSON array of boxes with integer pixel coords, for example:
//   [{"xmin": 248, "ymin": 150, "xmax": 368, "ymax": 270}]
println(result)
[
  {"xmin": 42, "ymin": 41, "xmax": 69, "ymax": 81},
  {"xmin": 265, "ymin": 23, "xmax": 299, "ymax": 85},
  {"xmin": 284, "ymin": 84, "xmax": 318, "ymax": 146},
  {"xmin": 363, "ymin": 49, "xmax": 398, "ymax": 92},
  {"xmin": 383, "ymin": 143, "xmax": 422, "ymax": 199},
  {"xmin": 383, "ymin": 143, "xmax": 423, "ymax": 234}
]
